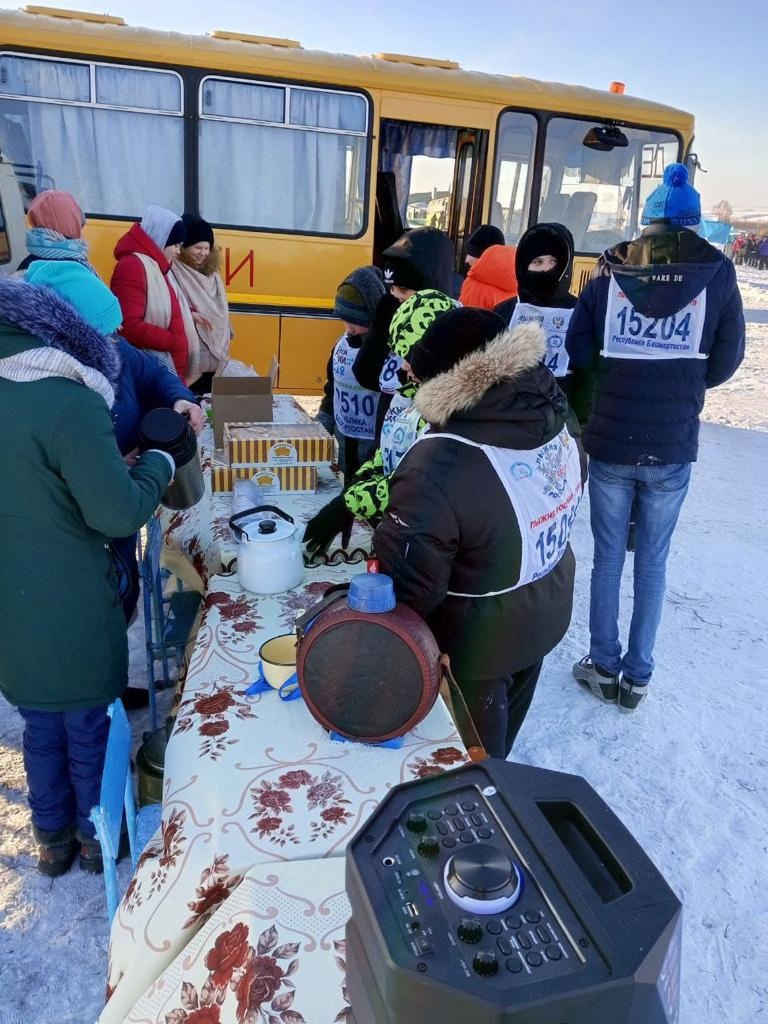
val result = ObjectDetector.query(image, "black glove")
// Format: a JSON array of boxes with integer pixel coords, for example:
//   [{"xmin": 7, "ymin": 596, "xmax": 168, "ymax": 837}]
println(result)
[{"xmin": 303, "ymin": 495, "xmax": 354, "ymax": 559}]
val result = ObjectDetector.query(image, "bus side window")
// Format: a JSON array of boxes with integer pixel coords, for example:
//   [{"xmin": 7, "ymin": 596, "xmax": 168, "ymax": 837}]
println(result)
[
  {"xmin": 0, "ymin": 54, "xmax": 184, "ymax": 216},
  {"xmin": 199, "ymin": 78, "xmax": 369, "ymax": 236},
  {"xmin": 491, "ymin": 111, "xmax": 537, "ymax": 244}
]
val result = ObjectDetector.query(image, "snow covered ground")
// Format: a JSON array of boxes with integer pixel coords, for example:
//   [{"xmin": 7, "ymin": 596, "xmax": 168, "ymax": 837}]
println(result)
[{"xmin": 1, "ymin": 269, "xmax": 767, "ymax": 1024}]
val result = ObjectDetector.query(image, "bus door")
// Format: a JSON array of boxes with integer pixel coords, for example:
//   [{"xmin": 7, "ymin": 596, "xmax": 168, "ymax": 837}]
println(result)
[
  {"xmin": 0, "ymin": 155, "xmax": 28, "ymax": 273},
  {"xmin": 375, "ymin": 118, "xmax": 487, "ymax": 271}
]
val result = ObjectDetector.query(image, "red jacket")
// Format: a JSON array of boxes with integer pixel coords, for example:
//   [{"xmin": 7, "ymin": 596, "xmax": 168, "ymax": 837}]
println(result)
[
  {"xmin": 110, "ymin": 223, "xmax": 188, "ymax": 377},
  {"xmin": 459, "ymin": 245, "xmax": 518, "ymax": 310}
]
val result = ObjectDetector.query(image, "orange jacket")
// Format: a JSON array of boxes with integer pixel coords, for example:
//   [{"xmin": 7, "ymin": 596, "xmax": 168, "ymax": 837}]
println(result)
[{"xmin": 459, "ymin": 244, "xmax": 518, "ymax": 310}]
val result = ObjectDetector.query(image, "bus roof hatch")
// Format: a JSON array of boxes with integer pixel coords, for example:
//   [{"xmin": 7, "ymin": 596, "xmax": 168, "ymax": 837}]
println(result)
[
  {"xmin": 210, "ymin": 30, "xmax": 302, "ymax": 49},
  {"xmin": 23, "ymin": 5, "xmax": 126, "ymax": 25},
  {"xmin": 375, "ymin": 52, "xmax": 459, "ymax": 71}
]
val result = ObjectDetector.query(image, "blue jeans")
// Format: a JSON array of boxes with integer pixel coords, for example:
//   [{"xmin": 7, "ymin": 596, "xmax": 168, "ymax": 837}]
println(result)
[
  {"xmin": 588, "ymin": 459, "xmax": 691, "ymax": 683},
  {"xmin": 18, "ymin": 706, "xmax": 110, "ymax": 837}
]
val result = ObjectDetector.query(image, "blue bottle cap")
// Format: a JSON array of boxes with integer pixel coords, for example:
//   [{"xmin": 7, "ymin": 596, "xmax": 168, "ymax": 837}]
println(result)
[{"xmin": 348, "ymin": 573, "xmax": 396, "ymax": 613}]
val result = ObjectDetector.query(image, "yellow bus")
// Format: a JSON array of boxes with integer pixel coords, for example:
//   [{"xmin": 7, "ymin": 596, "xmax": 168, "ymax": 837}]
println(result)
[{"xmin": 0, "ymin": 5, "xmax": 696, "ymax": 392}]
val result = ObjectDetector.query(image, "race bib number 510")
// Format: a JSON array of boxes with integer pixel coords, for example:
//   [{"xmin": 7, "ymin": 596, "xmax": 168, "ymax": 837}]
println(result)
[{"xmin": 602, "ymin": 277, "xmax": 707, "ymax": 361}]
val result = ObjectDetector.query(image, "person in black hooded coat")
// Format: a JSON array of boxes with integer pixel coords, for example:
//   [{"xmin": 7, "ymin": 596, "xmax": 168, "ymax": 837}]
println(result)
[
  {"xmin": 352, "ymin": 226, "xmax": 458, "ymax": 400},
  {"xmin": 374, "ymin": 308, "xmax": 586, "ymax": 757},
  {"xmin": 494, "ymin": 222, "xmax": 590, "ymax": 423}
]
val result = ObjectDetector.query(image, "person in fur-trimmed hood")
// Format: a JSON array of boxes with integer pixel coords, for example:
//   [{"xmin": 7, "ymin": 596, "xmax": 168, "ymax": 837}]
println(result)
[
  {"xmin": 374, "ymin": 308, "xmax": 586, "ymax": 757},
  {"xmin": 0, "ymin": 275, "xmax": 174, "ymax": 877}
]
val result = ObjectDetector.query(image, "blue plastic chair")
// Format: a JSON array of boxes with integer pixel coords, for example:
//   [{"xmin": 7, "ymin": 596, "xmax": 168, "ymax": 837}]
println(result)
[
  {"xmin": 138, "ymin": 516, "xmax": 202, "ymax": 730},
  {"xmin": 89, "ymin": 699, "xmax": 163, "ymax": 923}
]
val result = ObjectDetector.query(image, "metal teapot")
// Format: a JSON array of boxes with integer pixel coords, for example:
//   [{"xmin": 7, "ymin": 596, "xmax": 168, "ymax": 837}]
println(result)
[{"xmin": 229, "ymin": 506, "xmax": 304, "ymax": 595}]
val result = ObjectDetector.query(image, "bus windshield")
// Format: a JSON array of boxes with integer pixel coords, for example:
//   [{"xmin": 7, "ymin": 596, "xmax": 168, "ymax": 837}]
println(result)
[{"xmin": 492, "ymin": 111, "xmax": 680, "ymax": 254}]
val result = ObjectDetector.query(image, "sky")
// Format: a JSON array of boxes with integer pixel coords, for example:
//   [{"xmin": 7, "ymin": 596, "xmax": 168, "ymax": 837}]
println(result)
[{"xmin": 26, "ymin": 0, "xmax": 768, "ymax": 213}]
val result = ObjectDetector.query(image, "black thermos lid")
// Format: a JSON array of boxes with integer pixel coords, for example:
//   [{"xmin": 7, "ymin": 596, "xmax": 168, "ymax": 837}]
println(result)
[{"xmin": 138, "ymin": 408, "xmax": 197, "ymax": 468}]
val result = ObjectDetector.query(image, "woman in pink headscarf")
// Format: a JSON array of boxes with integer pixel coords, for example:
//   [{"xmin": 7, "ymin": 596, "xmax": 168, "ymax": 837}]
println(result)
[{"xmin": 18, "ymin": 189, "xmax": 97, "ymax": 274}]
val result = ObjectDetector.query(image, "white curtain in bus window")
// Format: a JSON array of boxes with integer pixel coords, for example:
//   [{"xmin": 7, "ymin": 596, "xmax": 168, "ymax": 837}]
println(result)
[
  {"xmin": 491, "ymin": 111, "xmax": 537, "ymax": 244},
  {"xmin": 539, "ymin": 118, "xmax": 679, "ymax": 254},
  {"xmin": 199, "ymin": 78, "xmax": 368, "ymax": 235},
  {"xmin": 202, "ymin": 79, "xmax": 284, "ymax": 122},
  {"xmin": 0, "ymin": 54, "xmax": 184, "ymax": 215}
]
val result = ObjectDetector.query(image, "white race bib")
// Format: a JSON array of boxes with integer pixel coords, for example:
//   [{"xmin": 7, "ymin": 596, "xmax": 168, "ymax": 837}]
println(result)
[
  {"xmin": 332, "ymin": 335, "xmax": 380, "ymax": 440},
  {"xmin": 509, "ymin": 302, "xmax": 574, "ymax": 378},
  {"xmin": 380, "ymin": 391, "xmax": 425, "ymax": 477},
  {"xmin": 378, "ymin": 351, "xmax": 403, "ymax": 394},
  {"xmin": 410, "ymin": 427, "xmax": 583, "ymax": 594},
  {"xmin": 602, "ymin": 276, "xmax": 707, "ymax": 360}
]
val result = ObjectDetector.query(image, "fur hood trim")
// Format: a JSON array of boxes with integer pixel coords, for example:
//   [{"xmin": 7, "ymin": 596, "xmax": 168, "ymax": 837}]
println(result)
[
  {"xmin": 415, "ymin": 322, "xmax": 545, "ymax": 426},
  {"xmin": 0, "ymin": 276, "xmax": 120, "ymax": 385}
]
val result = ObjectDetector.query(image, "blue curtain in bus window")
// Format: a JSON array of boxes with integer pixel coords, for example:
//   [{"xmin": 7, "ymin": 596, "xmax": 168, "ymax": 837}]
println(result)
[
  {"xmin": 0, "ymin": 56, "xmax": 184, "ymax": 215},
  {"xmin": 378, "ymin": 122, "xmax": 457, "ymax": 221}
]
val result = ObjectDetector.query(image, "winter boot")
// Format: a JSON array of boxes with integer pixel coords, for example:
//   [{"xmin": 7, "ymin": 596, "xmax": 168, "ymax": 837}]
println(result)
[
  {"xmin": 78, "ymin": 828, "xmax": 130, "ymax": 874},
  {"xmin": 121, "ymin": 686, "xmax": 150, "ymax": 711},
  {"xmin": 32, "ymin": 823, "xmax": 79, "ymax": 878},
  {"xmin": 78, "ymin": 833, "xmax": 104, "ymax": 875},
  {"xmin": 618, "ymin": 678, "xmax": 648, "ymax": 713},
  {"xmin": 572, "ymin": 656, "xmax": 619, "ymax": 703}
]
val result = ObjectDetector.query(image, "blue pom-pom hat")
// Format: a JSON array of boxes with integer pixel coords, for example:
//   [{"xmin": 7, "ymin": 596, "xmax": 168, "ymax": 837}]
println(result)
[{"xmin": 641, "ymin": 163, "xmax": 701, "ymax": 227}]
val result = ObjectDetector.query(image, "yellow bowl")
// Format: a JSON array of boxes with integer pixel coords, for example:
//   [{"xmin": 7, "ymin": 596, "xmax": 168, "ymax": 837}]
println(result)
[{"xmin": 258, "ymin": 634, "xmax": 298, "ymax": 690}]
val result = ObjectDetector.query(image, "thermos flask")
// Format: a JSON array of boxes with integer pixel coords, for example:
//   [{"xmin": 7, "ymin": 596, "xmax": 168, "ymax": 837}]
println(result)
[{"xmin": 138, "ymin": 408, "xmax": 205, "ymax": 510}]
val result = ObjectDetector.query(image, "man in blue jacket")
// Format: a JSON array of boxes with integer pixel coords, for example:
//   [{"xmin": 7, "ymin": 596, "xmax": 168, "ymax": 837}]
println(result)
[{"xmin": 566, "ymin": 164, "xmax": 745, "ymax": 712}]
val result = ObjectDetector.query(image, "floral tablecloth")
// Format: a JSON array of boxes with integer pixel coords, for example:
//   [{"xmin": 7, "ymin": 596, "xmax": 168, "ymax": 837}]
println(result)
[
  {"xmin": 102, "ymin": 572, "xmax": 469, "ymax": 1022},
  {"xmin": 121, "ymin": 858, "xmax": 352, "ymax": 1024}
]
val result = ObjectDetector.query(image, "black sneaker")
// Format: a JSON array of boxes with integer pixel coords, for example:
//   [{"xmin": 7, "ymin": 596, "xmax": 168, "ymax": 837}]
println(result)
[
  {"xmin": 572, "ymin": 657, "xmax": 619, "ymax": 703},
  {"xmin": 618, "ymin": 677, "xmax": 648, "ymax": 713}
]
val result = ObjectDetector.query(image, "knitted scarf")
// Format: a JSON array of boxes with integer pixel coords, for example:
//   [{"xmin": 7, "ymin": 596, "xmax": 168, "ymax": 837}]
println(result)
[
  {"xmin": 25, "ymin": 227, "xmax": 93, "ymax": 267},
  {"xmin": 0, "ymin": 346, "xmax": 115, "ymax": 407}
]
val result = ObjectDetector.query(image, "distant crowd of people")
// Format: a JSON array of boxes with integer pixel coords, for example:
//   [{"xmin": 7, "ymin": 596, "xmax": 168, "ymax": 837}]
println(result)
[
  {"xmin": 731, "ymin": 232, "xmax": 768, "ymax": 268},
  {"xmin": 0, "ymin": 161, "xmax": 746, "ymax": 879}
]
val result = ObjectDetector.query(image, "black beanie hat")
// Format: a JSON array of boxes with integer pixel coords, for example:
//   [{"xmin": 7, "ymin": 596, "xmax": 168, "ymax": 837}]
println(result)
[
  {"xmin": 383, "ymin": 255, "xmax": 426, "ymax": 291},
  {"xmin": 466, "ymin": 224, "xmax": 505, "ymax": 259},
  {"xmin": 165, "ymin": 219, "xmax": 186, "ymax": 248},
  {"xmin": 181, "ymin": 213, "xmax": 215, "ymax": 248},
  {"xmin": 409, "ymin": 307, "xmax": 507, "ymax": 383}
]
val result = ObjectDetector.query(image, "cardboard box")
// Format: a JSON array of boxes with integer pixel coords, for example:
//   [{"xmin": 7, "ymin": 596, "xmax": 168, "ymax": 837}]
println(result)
[
  {"xmin": 224, "ymin": 422, "xmax": 334, "ymax": 467},
  {"xmin": 211, "ymin": 358, "xmax": 278, "ymax": 447},
  {"xmin": 212, "ymin": 464, "xmax": 318, "ymax": 494}
]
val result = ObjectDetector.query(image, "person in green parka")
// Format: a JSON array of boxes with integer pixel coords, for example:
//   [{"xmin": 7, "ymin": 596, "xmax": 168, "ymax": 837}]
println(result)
[{"xmin": 0, "ymin": 274, "xmax": 174, "ymax": 877}]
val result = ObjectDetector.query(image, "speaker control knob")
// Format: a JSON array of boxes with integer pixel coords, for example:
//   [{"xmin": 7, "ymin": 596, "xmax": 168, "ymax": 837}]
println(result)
[
  {"xmin": 473, "ymin": 951, "xmax": 499, "ymax": 977},
  {"xmin": 457, "ymin": 918, "xmax": 483, "ymax": 944},
  {"xmin": 417, "ymin": 835, "xmax": 440, "ymax": 858},
  {"xmin": 444, "ymin": 844, "xmax": 522, "ymax": 914},
  {"xmin": 406, "ymin": 813, "xmax": 428, "ymax": 834}
]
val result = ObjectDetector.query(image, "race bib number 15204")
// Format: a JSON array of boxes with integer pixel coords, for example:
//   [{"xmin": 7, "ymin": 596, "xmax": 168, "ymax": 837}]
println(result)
[{"xmin": 602, "ymin": 277, "xmax": 707, "ymax": 361}]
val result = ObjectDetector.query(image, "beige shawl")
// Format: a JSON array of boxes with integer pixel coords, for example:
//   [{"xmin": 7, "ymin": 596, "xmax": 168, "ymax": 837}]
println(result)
[
  {"xmin": 171, "ymin": 254, "xmax": 232, "ymax": 374},
  {"xmin": 133, "ymin": 252, "xmax": 200, "ymax": 385}
]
